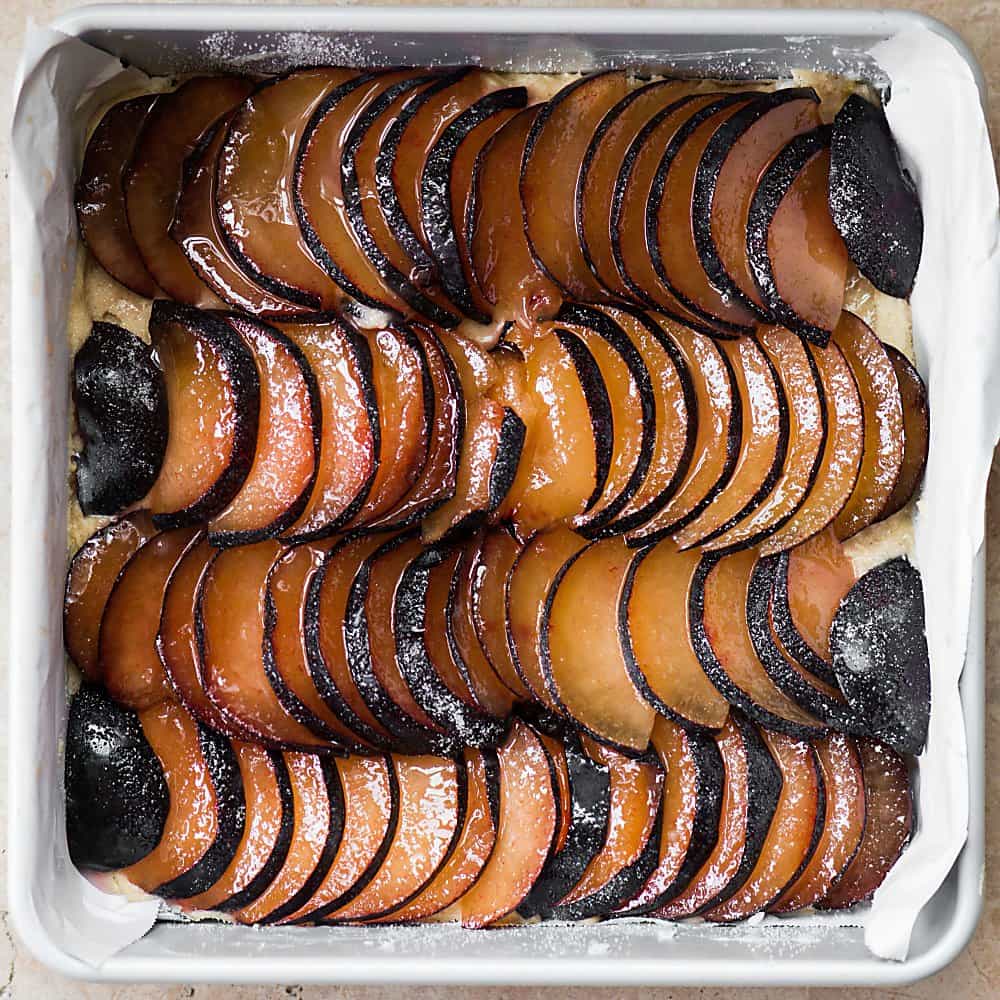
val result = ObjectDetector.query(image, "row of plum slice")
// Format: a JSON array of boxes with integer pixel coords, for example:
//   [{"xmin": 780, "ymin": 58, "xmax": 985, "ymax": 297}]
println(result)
[
  {"xmin": 77, "ymin": 68, "xmax": 921, "ymax": 345},
  {"xmin": 67, "ymin": 683, "xmax": 912, "ymax": 925},
  {"xmin": 65, "ymin": 493, "xmax": 930, "ymax": 760},
  {"xmin": 74, "ymin": 301, "xmax": 928, "ymax": 563}
]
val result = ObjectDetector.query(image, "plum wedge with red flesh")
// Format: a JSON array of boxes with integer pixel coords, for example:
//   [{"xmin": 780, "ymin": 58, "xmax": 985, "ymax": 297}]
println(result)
[
  {"xmin": 76, "ymin": 95, "xmax": 161, "ymax": 298},
  {"xmin": 879, "ymin": 345, "xmax": 928, "ymax": 520},
  {"xmin": 125, "ymin": 76, "xmax": 254, "ymax": 306}
]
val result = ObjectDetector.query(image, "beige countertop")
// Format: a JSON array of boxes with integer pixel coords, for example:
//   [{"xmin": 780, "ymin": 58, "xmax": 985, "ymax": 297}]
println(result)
[{"xmin": 2, "ymin": 0, "xmax": 998, "ymax": 997}]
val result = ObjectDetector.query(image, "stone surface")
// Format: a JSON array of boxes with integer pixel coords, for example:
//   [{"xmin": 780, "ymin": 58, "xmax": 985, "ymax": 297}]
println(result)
[{"xmin": 0, "ymin": 0, "xmax": 997, "ymax": 996}]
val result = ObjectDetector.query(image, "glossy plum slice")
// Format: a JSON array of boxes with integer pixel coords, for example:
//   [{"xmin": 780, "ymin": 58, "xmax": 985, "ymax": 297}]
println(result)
[
  {"xmin": 448, "ymin": 720, "xmax": 557, "ymax": 927},
  {"xmin": 746, "ymin": 126, "xmax": 849, "ymax": 343},
  {"xmin": 819, "ymin": 739, "xmax": 912, "ymax": 910},
  {"xmin": 73, "ymin": 321, "xmax": 167, "ymax": 516},
  {"xmin": 693, "ymin": 550, "xmax": 827, "ymax": 737},
  {"xmin": 65, "ymin": 511, "xmax": 156, "ymax": 681},
  {"xmin": 696, "ymin": 89, "xmax": 822, "ymax": 318},
  {"xmin": 829, "ymin": 95, "xmax": 923, "ymax": 298},
  {"xmin": 617, "ymin": 717, "xmax": 725, "ymax": 915},
  {"xmin": 542, "ymin": 537, "xmax": 656, "ymax": 752},
  {"xmin": 649, "ymin": 93, "xmax": 761, "ymax": 334},
  {"xmin": 654, "ymin": 713, "xmax": 781, "ymax": 918},
  {"xmin": 198, "ymin": 541, "xmax": 330, "ymax": 750},
  {"xmin": 125, "ymin": 76, "xmax": 254, "ymax": 306},
  {"xmin": 673, "ymin": 335, "xmax": 788, "ymax": 550},
  {"xmin": 620, "ymin": 539, "xmax": 731, "ymax": 729},
  {"xmin": 704, "ymin": 728, "xmax": 822, "ymax": 921},
  {"xmin": 324, "ymin": 756, "xmax": 462, "ymax": 922},
  {"xmin": 99, "ymin": 526, "xmax": 200, "ymax": 711},
  {"xmin": 759, "ymin": 339, "xmax": 863, "ymax": 555},
  {"xmin": 521, "ymin": 71, "xmax": 630, "ymax": 300},
  {"xmin": 626, "ymin": 316, "xmax": 739, "ymax": 545},
  {"xmin": 702, "ymin": 326, "xmax": 826, "ymax": 553},
  {"xmin": 171, "ymin": 118, "xmax": 306, "ymax": 317},
  {"xmin": 771, "ymin": 732, "xmax": 866, "ymax": 912},
  {"xmin": 831, "ymin": 312, "xmax": 905, "ymax": 538},
  {"xmin": 76, "ymin": 95, "xmax": 161, "ymax": 298},
  {"xmin": 146, "ymin": 302, "xmax": 259, "ymax": 528},
  {"xmin": 279, "ymin": 317, "xmax": 378, "ymax": 542},
  {"xmin": 469, "ymin": 106, "xmax": 561, "ymax": 334},
  {"xmin": 279, "ymin": 754, "xmax": 397, "ymax": 923},
  {"xmin": 372, "ymin": 749, "xmax": 499, "ymax": 922},
  {"xmin": 216, "ymin": 68, "xmax": 357, "ymax": 310},
  {"xmin": 879, "ymin": 346, "xmax": 928, "ymax": 520},
  {"xmin": 208, "ymin": 315, "xmax": 320, "ymax": 545}
]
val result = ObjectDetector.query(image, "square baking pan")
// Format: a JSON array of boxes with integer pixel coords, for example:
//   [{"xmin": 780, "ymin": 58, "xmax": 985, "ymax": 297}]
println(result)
[{"xmin": 8, "ymin": 4, "xmax": 988, "ymax": 986}]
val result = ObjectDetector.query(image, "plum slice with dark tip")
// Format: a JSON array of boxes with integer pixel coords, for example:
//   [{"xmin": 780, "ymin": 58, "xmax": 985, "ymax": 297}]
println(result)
[
  {"xmin": 879, "ymin": 345, "xmax": 928, "ymax": 521},
  {"xmin": 75, "ymin": 95, "xmax": 161, "ymax": 298},
  {"xmin": 73, "ymin": 321, "xmax": 168, "ymax": 516},
  {"xmin": 65, "ymin": 683, "xmax": 169, "ymax": 873},
  {"xmin": 830, "ymin": 557, "xmax": 931, "ymax": 756},
  {"xmin": 829, "ymin": 94, "xmax": 923, "ymax": 298}
]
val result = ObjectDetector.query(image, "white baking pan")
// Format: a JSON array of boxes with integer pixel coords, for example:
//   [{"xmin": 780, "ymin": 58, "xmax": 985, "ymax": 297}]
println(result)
[{"xmin": 8, "ymin": 4, "xmax": 990, "ymax": 986}]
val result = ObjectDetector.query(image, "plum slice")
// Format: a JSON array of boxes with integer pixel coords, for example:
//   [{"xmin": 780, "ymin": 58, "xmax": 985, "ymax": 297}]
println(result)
[
  {"xmin": 878, "ymin": 345, "xmax": 928, "ymax": 521},
  {"xmin": 470, "ymin": 528, "xmax": 531, "ymax": 700},
  {"xmin": 505, "ymin": 525, "xmax": 588, "ymax": 713},
  {"xmin": 521, "ymin": 71, "xmax": 630, "ymax": 300},
  {"xmin": 829, "ymin": 95, "xmax": 923, "ymax": 298},
  {"xmin": 578, "ymin": 80, "xmax": 697, "ymax": 299},
  {"xmin": 277, "ymin": 753, "xmax": 396, "ymax": 923},
  {"xmin": 64, "ymin": 511, "xmax": 155, "ymax": 681},
  {"xmin": 695, "ymin": 88, "xmax": 822, "ymax": 319},
  {"xmin": 198, "ymin": 541, "xmax": 330, "ymax": 751},
  {"xmin": 420, "ymin": 330, "xmax": 525, "ymax": 543},
  {"xmin": 759, "ymin": 339, "xmax": 864, "ymax": 555},
  {"xmin": 620, "ymin": 538, "xmax": 731, "ymax": 729},
  {"xmin": 553, "ymin": 741, "xmax": 663, "ymax": 919},
  {"xmin": 626, "ymin": 316, "xmax": 740, "ymax": 545},
  {"xmin": 617, "ymin": 717, "xmax": 724, "ymax": 915},
  {"xmin": 542, "ymin": 537, "xmax": 656, "ymax": 752},
  {"xmin": 99, "ymin": 526, "xmax": 200, "ymax": 711},
  {"xmin": 279, "ymin": 317, "xmax": 378, "ymax": 542},
  {"xmin": 232, "ymin": 752, "xmax": 345, "ymax": 924},
  {"xmin": 207, "ymin": 315, "xmax": 320, "ymax": 545},
  {"xmin": 121, "ymin": 701, "xmax": 242, "ymax": 897},
  {"xmin": 323, "ymin": 756, "xmax": 462, "ymax": 922},
  {"xmin": 556, "ymin": 306, "xmax": 656, "ymax": 538},
  {"xmin": 372, "ymin": 749, "xmax": 499, "ymax": 922},
  {"xmin": 655, "ymin": 713, "xmax": 781, "ymax": 918},
  {"xmin": 172, "ymin": 118, "xmax": 306, "ymax": 317},
  {"xmin": 648, "ymin": 93, "xmax": 761, "ymax": 334},
  {"xmin": 76, "ymin": 95, "xmax": 161, "ymax": 298},
  {"xmin": 692, "ymin": 549, "xmax": 827, "ymax": 737},
  {"xmin": 73, "ymin": 321, "xmax": 168, "ymax": 516},
  {"xmin": 704, "ymin": 729, "xmax": 822, "ymax": 921},
  {"xmin": 771, "ymin": 732, "xmax": 866, "ymax": 912},
  {"xmin": 422, "ymin": 87, "xmax": 527, "ymax": 322},
  {"xmin": 146, "ymin": 302, "xmax": 259, "ymax": 528},
  {"xmin": 179, "ymin": 743, "xmax": 292, "ymax": 913},
  {"xmin": 504, "ymin": 329, "xmax": 612, "ymax": 534},
  {"xmin": 819, "ymin": 738, "xmax": 912, "ymax": 909},
  {"xmin": 264, "ymin": 543, "xmax": 371, "ymax": 753},
  {"xmin": 746, "ymin": 126, "xmax": 849, "ymax": 344},
  {"xmin": 830, "ymin": 558, "xmax": 931, "ymax": 756},
  {"xmin": 157, "ymin": 536, "xmax": 254, "ymax": 741},
  {"xmin": 125, "ymin": 76, "xmax": 254, "ymax": 306},
  {"xmin": 831, "ymin": 312, "xmax": 905, "ymax": 538},
  {"xmin": 65, "ymin": 684, "xmax": 169, "ymax": 872},
  {"xmin": 673, "ymin": 335, "xmax": 788, "ymax": 549},
  {"xmin": 216, "ymin": 68, "xmax": 357, "ymax": 310},
  {"xmin": 702, "ymin": 326, "xmax": 826, "ymax": 553},
  {"xmin": 394, "ymin": 542, "xmax": 507, "ymax": 746},
  {"xmin": 469, "ymin": 106, "xmax": 561, "ymax": 334},
  {"xmin": 448, "ymin": 719, "xmax": 557, "ymax": 927}
]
